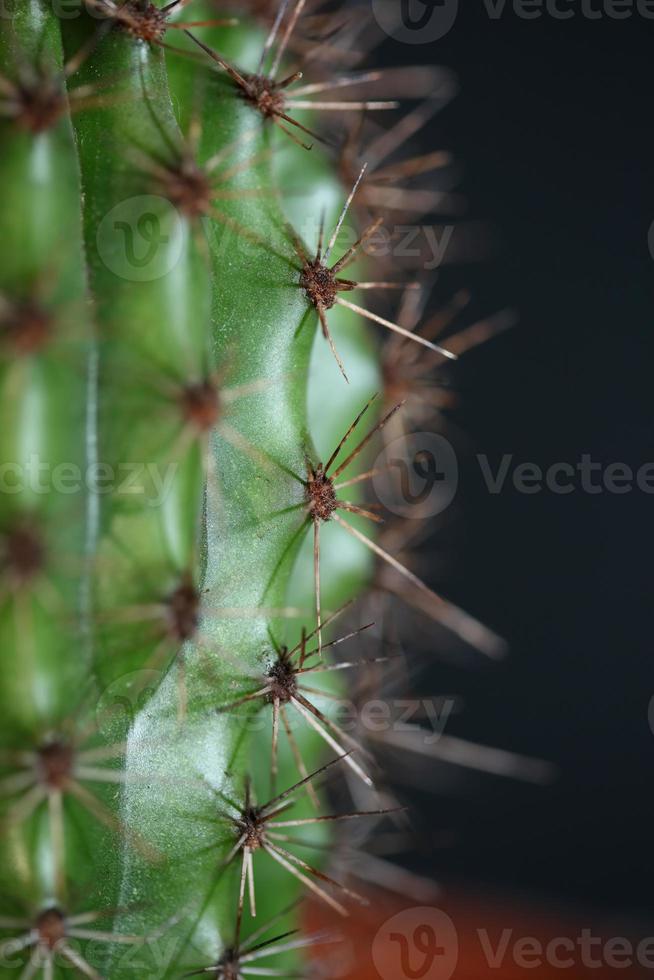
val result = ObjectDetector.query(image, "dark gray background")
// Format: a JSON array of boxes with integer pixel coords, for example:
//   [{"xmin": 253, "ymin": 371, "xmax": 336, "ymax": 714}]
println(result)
[{"xmin": 375, "ymin": 1, "xmax": 653, "ymax": 917}]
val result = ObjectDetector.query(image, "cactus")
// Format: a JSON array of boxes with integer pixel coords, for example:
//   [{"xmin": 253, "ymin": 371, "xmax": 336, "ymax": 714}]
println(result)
[{"xmin": 0, "ymin": 1, "xmax": 524, "ymax": 977}]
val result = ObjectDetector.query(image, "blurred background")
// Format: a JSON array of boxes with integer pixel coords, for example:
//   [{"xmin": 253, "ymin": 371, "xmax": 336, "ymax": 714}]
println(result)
[
  {"xmin": 309, "ymin": 3, "xmax": 654, "ymax": 977},
  {"xmin": 427, "ymin": 1, "xmax": 653, "ymax": 914}
]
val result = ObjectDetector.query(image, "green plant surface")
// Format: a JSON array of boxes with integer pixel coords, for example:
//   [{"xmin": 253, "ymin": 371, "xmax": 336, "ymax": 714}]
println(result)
[
  {"xmin": 0, "ymin": 0, "xmax": 91, "ymax": 740},
  {"xmin": 0, "ymin": 2, "xmax": 407, "ymax": 977}
]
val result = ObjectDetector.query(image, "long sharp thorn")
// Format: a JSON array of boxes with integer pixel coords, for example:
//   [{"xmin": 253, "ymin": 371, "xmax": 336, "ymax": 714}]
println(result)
[
  {"xmin": 271, "ymin": 697, "xmax": 280, "ymax": 796},
  {"xmin": 261, "ymin": 753, "xmax": 351, "ymax": 813},
  {"xmin": 183, "ymin": 31, "xmax": 248, "ymax": 88},
  {"xmin": 276, "ymin": 109, "xmax": 324, "ymax": 145},
  {"xmin": 273, "ymin": 116, "xmax": 313, "ymax": 151},
  {"xmin": 313, "ymin": 520, "xmax": 322, "ymax": 658},
  {"xmin": 286, "ymin": 99, "xmax": 399, "ymax": 110},
  {"xmin": 19, "ymin": 949, "xmax": 42, "ymax": 980},
  {"xmin": 334, "ymin": 467, "xmax": 383, "ymax": 489},
  {"xmin": 268, "ymin": 841, "xmax": 366, "ymax": 904},
  {"xmin": 216, "ymin": 686, "xmax": 272, "ymax": 714},
  {"xmin": 42, "ymin": 953, "xmax": 54, "ymax": 980},
  {"xmin": 59, "ymin": 944, "xmax": 102, "ymax": 980},
  {"xmin": 258, "ymin": 0, "xmax": 292, "ymax": 74},
  {"xmin": 324, "ymin": 392, "xmax": 379, "ymax": 475},
  {"xmin": 278, "ymin": 70, "xmax": 304, "ymax": 89},
  {"xmin": 236, "ymin": 847, "xmax": 249, "ymax": 941},
  {"xmin": 169, "ymin": 19, "xmax": 238, "ymax": 29},
  {"xmin": 291, "ymin": 71, "xmax": 383, "ymax": 97},
  {"xmin": 298, "ymin": 622, "xmax": 376, "ymax": 663},
  {"xmin": 271, "ymin": 807, "xmax": 406, "ymax": 828},
  {"xmin": 242, "ymin": 931, "xmax": 323, "ymax": 962},
  {"xmin": 317, "ymin": 305, "xmax": 348, "ymax": 382},
  {"xmin": 331, "ymin": 402, "xmax": 405, "ymax": 480},
  {"xmin": 281, "ymin": 706, "xmax": 320, "ymax": 809},
  {"xmin": 316, "ymin": 207, "xmax": 326, "ymax": 262},
  {"xmin": 337, "ymin": 501, "xmax": 384, "ymax": 524},
  {"xmin": 336, "ymin": 297, "xmax": 459, "ymax": 359},
  {"xmin": 334, "ymin": 512, "xmax": 431, "ymax": 589},
  {"xmin": 287, "ymin": 600, "xmax": 353, "ymax": 655},
  {"xmin": 247, "ymin": 848, "xmax": 257, "ymax": 917},
  {"xmin": 270, "ymin": 0, "xmax": 307, "ymax": 78},
  {"xmin": 48, "ymin": 789, "xmax": 66, "ymax": 899},
  {"xmin": 324, "ymin": 163, "xmax": 367, "ymax": 263},
  {"xmin": 291, "ymin": 694, "xmax": 373, "ymax": 778},
  {"xmin": 353, "ymin": 281, "xmax": 418, "ymax": 290},
  {"xmin": 241, "ymin": 902, "xmax": 301, "ymax": 951},
  {"xmin": 334, "ymin": 512, "xmax": 506, "ymax": 655},
  {"xmin": 299, "ymin": 625, "xmax": 307, "ymax": 669},
  {"xmin": 264, "ymin": 845, "xmax": 349, "ymax": 916}
]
